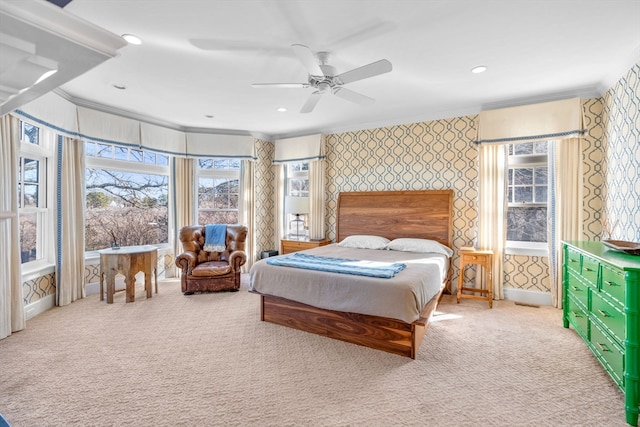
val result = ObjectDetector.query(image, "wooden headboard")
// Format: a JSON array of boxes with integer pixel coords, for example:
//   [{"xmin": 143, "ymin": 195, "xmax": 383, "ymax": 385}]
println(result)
[{"xmin": 336, "ymin": 190, "xmax": 454, "ymax": 247}]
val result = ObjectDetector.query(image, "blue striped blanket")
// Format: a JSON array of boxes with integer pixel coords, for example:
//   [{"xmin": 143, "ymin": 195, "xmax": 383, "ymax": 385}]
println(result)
[{"xmin": 266, "ymin": 252, "xmax": 406, "ymax": 279}]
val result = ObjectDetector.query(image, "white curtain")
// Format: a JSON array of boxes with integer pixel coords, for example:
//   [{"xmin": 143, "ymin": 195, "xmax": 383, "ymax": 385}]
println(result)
[
  {"xmin": 56, "ymin": 136, "xmax": 86, "ymax": 306},
  {"xmin": 274, "ymin": 165, "xmax": 285, "ymax": 250},
  {"xmin": 172, "ymin": 157, "xmax": 194, "ymax": 260},
  {"xmin": 549, "ymin": 138, "xmax": 584, "ymax": 308},
  {"xmin": 240, "ymin": 159, "xmax": 255, "ymax": 270},
  {"xmin": 0, "ymin": 114, "xmax": 26, "ymax": 339},
  {"xmin": 477, "ymin": 144, "xmax": 507, "ymax": 300},
  {"xmin": 308, "ymin": 137, "xmax": 326, "ymax": 240}
]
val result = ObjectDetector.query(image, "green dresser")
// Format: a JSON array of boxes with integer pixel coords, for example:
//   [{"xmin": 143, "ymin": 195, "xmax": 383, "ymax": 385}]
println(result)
[{"xmin": 563, "ymin": 241, "xmax": 640, "ymax": 426}]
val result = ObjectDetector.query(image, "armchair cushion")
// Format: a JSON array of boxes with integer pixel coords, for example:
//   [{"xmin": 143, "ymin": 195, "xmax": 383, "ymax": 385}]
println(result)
[{"xmin": 192, "ymin": 261, "xmax": 232, "ymax": 277}]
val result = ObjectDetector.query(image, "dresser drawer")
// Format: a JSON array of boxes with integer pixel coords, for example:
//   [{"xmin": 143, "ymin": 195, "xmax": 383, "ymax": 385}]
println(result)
[
  {"xmin": 580, "ymin": 254, "xmax": 599, "ymax": 284},
  {"xmin": 590, "ymin": 322, "xmax": 624, "ymax": 388},
  {"xmin": 565, "ymin": 247, "xmax": 582, "ymax": 274},
  {"xmin": 566, "ymin": 271, "xmax": 589, "ymax": 308},
  {"xmin": 565, "ymin": 295, "xmax": 588, "ymax": 340},
  {"xmin": 601, "ymin": 265, "xmax": 626, "ymax": 307},
  {"xmin": 591, "ymin": 291, "xmax": 625, "ymax": 344}
]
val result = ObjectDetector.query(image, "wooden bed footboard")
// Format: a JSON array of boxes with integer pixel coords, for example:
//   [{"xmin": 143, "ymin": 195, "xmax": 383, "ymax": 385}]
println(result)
[{"xmin": 253, "ymin": 282, "xmax": 445, "ymax": 359}]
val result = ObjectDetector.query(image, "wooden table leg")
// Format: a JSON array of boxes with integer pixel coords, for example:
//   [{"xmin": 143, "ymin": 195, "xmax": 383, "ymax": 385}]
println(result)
[
  {"xmin": 106, "ymin": 271, "xmax": 115, "ymax": 304},
  {"xmin": 125, "ymin": 272, "xmax": 135, "ymax": 303}
]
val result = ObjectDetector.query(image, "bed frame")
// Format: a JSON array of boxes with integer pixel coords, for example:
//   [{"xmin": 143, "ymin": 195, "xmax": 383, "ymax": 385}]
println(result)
[{"xmin": 255, "ymin": 190, "xmax": 454, "ymax": 359}]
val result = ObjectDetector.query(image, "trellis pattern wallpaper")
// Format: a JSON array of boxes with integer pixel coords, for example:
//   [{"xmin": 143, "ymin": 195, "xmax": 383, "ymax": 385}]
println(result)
[
  {"xmin": 323, "ymin": 116, "xmax": 479, "ymax": 288},
  {"xmin": 601, "ymin": 62, "xmax": 640, "ymax": 241},
  {"xmin": 253, "ymin": 139, "xmax": 276, "ymax": 261}
]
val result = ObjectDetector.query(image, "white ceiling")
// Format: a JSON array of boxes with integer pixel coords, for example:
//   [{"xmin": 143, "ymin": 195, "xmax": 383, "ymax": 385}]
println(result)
[{"xmin": 52, "ymin": 0, "xmax": 640, "ymax": 139}]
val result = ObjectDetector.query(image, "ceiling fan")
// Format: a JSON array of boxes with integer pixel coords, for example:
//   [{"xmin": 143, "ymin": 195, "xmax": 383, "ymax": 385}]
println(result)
[{"xmin": 252, "ymin": 44, "xmax": 392, "ymax": 113}]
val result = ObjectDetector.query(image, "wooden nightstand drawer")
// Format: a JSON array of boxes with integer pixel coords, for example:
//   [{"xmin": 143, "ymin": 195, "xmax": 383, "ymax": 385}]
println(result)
[
  {"xmin": 460, "ymin": 252, "xmax": 491, "ymax": 264},
  {"xmin": 281, "ymin": 239, "xmax": 330, "ymax": 254}
]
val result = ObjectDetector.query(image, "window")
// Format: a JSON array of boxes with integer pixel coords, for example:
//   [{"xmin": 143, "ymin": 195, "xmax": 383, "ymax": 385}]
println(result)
[
  {"xmin": 85, "ymin": 141, "xmax": 169, "ymax": 251},
  {"xmin": 285, "ymin": 162, "xmax": 309, "ymax": 237},
  {"xmin": 18, "ymin": 120, "xmax": 53, "ymax": 266},
  {"xmin": 506, "ymin": 142, "xmax": 548, "ymax": 254},
  {"xmin": 196, "ymin": 158, "xmax": 240, "ymax": 225}
]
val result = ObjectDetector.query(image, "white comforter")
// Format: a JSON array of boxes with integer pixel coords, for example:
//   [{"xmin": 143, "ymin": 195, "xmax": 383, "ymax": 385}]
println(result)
[{"xmin": 249, "ymin": 244, "xmax": 448, "ymax": 323}]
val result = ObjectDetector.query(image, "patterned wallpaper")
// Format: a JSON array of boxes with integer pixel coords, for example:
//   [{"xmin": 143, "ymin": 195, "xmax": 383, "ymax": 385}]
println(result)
[
  {"xmin": 253, "ymin": 139, "xmax": 276, "ymax": 260},
  {"xmin": 21, "ymin": 63, "xmax": 638, "ymax": 307},
  {"xmin": 323, "ymin": 117, "xmax": 479, "ymax": 288},
  {"xmin": 601, "ymin": 62, "xmax": 640, "ymax": 242}
]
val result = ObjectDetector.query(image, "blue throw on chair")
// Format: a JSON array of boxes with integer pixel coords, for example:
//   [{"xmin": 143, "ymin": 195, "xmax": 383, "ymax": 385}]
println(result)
[{"xmin": 203, "ymin": 224, "xmax": 227, "ymax": 252}]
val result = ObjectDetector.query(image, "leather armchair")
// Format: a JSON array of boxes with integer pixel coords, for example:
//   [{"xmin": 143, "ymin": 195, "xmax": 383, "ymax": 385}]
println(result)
[{"xmin": 176, "ymin": 225, "xmax": 248, "ymax": 294}]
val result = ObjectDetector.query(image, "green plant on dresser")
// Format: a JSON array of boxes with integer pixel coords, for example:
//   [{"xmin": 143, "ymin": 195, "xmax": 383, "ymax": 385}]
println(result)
[{"xmin": 563, "ymin": 241, "xmax": 640, "ymax": 426}]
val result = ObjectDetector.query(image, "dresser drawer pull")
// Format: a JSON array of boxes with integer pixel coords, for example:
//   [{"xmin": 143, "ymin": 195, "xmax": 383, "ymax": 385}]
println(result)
[
  {"xmin": 570, "ymin": 285, "xmax": 580, "ymax": 292},
  {"xmin": 595, "ymin": 342, "xmax": 610, "ymax": 352},
  {"xmin": 597, "ymin": 309, "xmax": 610, "ymax": 318},
  {"xmin": 569, "ymin": 259, "xmax": 578, "ymax": 263},
  {"xmin": 604, "ymin": 280, "xmax": 619, "ymax": 287},
  {"xmin": 584, "ymin": 267, "xmax": 595, "ymax": 272},
  {"xmin": 570, "ymin": 311, "xmax": 582, "ymax": 318}
]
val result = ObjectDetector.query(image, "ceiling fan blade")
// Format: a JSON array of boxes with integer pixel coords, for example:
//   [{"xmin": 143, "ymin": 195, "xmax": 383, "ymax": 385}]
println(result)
[
  {"xmin": 335, "ymin": 59, "xmax": 392, "ymax": 85},
  {"xmin": 251, "ymin": 83, "xmax": 309, "ymax": 88},
  {"xmin": 300, "ymin": 91, "xmax": 323, "ymax": 113},
  {"xmin": 333, "ymin": 87, "xmax": 375, "ymax": 106},
  {"xmin": 189, "ymin": 39, "xmax": 290, "ymax": 56},
  {"xmin": 291, "ymin": 44, "xmax": 324, "ymax": 77}
]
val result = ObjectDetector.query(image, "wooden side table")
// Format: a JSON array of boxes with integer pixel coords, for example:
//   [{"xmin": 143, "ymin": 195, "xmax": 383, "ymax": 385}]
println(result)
[
  {"xmin": 99, "ymin": 245, "xmax": 158, "ymax": 303},
  {"xmin": 281, "ymin": 238, "xmax": 331, "ymax": 255},
  {"xmin": 457, "ymin": 248, "xmax": 493, "ymax": 308}
]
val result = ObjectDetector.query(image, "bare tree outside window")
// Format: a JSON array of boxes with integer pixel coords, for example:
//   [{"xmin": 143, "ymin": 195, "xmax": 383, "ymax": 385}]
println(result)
[
  {"xmin": 506, "ymin": 142, "xmax": 548, "ymax": 244},
  {"xmin": 84, "ymin": 141, "xmax": 169, "ymax": 251},
  {"xmin": 197, "ymin": 158, "xmax": 240, "ymax": 225}
]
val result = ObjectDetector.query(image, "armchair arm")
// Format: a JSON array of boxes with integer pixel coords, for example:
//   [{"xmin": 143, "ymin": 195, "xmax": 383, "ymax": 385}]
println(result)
[
  {"xmin": 176, "ymin": 251, "xmax": 197, "ymax": 274},
  {"xmin": 229, "ymin": 250, "xmax": 247, "ymax": 271}
]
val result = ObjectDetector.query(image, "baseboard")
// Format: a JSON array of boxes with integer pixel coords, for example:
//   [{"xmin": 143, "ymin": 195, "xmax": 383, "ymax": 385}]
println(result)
[
  {"xmin": 25, "ymin": 294, "xmax": 55, "ymax": 320},
  {"xmin": 503, "ymin": 288, "xmax": 552, "ymax": 306}
]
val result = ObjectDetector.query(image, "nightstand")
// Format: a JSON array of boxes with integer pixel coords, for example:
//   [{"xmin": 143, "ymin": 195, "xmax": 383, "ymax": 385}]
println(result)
[
  {"xmin": 457, "ymin": 248, "xmax": 493, "ymax": 308},
  {"xmin": 281, "ymin": 238, "xmax": 331, "ymax": 255}
]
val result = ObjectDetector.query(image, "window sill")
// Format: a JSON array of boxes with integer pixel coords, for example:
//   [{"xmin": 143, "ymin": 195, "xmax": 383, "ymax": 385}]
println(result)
[
  {"xmin": 21, "ymin": 263, "xmax": 55, "ymax": 281},
  {"xmin": 505, "ymin": 243, "xmax": 548, "ymax": 257}
]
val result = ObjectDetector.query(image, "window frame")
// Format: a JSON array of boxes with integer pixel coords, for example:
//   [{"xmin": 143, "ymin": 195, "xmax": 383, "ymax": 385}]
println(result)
[
  {"xmin": 505, "ymin": 145, "xmax": 549, "ymax": 257},
  {"xmin": 195, "ymin": 158, "xmax": 241, "ymax": 225},
  {"xmin": 18, "ymin": 120, "xmax": 55, "ymax": 273},
  {"xmin": 284, "ymin": 162, "xmax": 309, "ymax": 238},
  {"xmin": 84, "ymin": 140, "xmax": 171, "ymax": 255}
]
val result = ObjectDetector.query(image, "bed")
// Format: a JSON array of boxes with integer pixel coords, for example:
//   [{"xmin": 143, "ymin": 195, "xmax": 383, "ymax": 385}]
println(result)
[{"xmin": 249, "ymin": 189, "xmax": 454, "ymax": 359}]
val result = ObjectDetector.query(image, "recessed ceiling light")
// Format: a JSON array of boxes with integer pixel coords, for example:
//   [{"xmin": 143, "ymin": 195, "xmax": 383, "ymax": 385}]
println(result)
[
  {"xmin": 471, "ymin": 65, "xmax": 488, "ymax": 74},
  {"xmin": 276, "ymin": 107, "xmax": 287, "ymax": 112},
  {"xmin": 122, "ymin": 34, "xmax": 142, "ymax": 45},
  {"xmin": 113, "ymin": 84, "xmax": 126, "ymax": 90}
]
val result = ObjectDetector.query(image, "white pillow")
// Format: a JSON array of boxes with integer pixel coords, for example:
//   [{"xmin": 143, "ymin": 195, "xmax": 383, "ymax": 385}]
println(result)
[
  {"xmin": 386, "ymin": 238, "xmax": 453, "ymax": 257},
  {"xmin": 338, "ymin": 235, "xmax": 390, "ymax": 250}
]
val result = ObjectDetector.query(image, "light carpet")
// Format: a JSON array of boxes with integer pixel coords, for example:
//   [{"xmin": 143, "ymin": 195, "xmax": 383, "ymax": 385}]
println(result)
[{"xmin": 0, "ymin": 275, "xmax": 628, "ymax": 427}]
